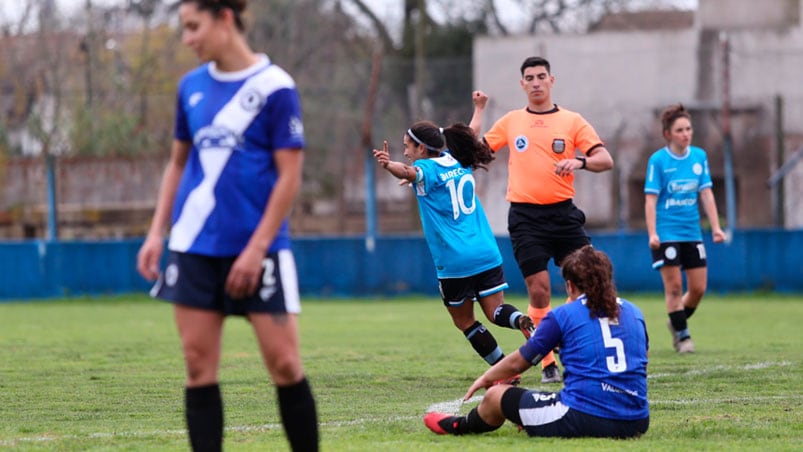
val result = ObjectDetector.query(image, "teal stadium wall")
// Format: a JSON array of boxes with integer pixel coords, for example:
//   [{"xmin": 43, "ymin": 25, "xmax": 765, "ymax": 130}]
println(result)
[{"xmin": 0, "ymin": 229, "xmax": 801, "ymax": 300}]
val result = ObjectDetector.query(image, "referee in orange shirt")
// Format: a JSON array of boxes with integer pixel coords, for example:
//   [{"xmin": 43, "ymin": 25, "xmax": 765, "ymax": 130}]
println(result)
[{"xmin": 470, "ymin": 56, "xmax": 614, "ymax": 383}]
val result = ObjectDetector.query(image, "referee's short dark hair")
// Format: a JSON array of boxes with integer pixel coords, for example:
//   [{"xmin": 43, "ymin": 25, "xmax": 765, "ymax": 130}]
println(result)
[{"xmin": 520, "ymin": 56, "xmax": 551, "ymax": 76}]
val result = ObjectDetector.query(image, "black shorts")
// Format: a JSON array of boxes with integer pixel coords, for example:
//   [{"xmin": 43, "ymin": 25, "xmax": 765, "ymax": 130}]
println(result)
[
  {"xmin": 651, "ymin": 241, "xmax": 707, "ymax": 270},
  {"xmin": 508, "ymin": 200, "xmax": 590, "ymax": 277},
  {"xmin": 500, "ymin": 387, "xmax": 649, "ymax": 439},
  {"xmin": 438, "ymin": 265, "xmax": 508, "ymax": 307},
  {"xmin": 150, "ymin": 250, "xmax": 300, "ymax": 316}
]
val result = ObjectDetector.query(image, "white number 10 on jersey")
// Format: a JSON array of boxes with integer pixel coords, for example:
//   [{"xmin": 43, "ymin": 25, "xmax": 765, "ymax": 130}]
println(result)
[{"xmin": 445, "ymin": 174, "xmax": 477, "ymax": 220}]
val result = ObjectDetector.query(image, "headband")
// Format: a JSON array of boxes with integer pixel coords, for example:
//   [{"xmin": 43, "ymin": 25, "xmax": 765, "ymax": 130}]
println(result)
[{"xmin": 407, "ymin": 128, "xmax": 442, "ymax": 152}]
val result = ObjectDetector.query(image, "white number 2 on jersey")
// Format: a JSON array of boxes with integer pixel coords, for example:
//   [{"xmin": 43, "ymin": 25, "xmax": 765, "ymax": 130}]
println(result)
[
  {"xmin": 445, "ymin": 174, "xmax": 477, "ymax": 220},
  {"xmin": 599, "ymin": 318, "xmax": 627, "ymax": 373}
]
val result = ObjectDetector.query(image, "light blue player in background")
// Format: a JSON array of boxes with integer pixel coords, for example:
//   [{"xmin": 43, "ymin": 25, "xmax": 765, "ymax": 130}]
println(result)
[
  {"xmin": 424, "ymin": 245, "xmax": 649, "ymax": 439},
  {"xmin": 645, "ymin": 103, "xmax": 726, "ymax": 354},
  {"xmin": 373, "ymin": 107, "xmax": 534, "ymax": 383}
]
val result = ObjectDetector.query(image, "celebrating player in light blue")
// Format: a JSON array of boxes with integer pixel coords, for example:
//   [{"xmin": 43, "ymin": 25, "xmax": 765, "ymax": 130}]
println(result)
[
  {"xmin": 373, "ymin": 100, "xmax": 534, "ymax": 383},
  {"xmin": 645, "ymin": 104, "xmax": 726, "ymax": 354},
  {"xmin": 136, "ymin": 1, "xmax": 318, "ymax": 451},
  {"xmin": 425, "ymin": 246, "xmax": 649, "ymax": 439}
]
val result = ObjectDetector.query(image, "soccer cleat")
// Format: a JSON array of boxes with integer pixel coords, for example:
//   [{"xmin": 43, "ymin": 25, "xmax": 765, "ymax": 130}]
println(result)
[
  {"xmin": 541, "ymin": 363, "xmax": 562, "ymax": 383},
  {"xmin": 518, "ymin": 315, "xmax": 536, "ymax": 339},
  {"xmin": 677, "ymin": 338, "xmax": 695, "ymax": 354},
  {"xmin": 424, "ymin": 412, "xmax": 461, "ymax": 435},
  {"xmin": 492, "ymin": 374, "xmax": 521, "ymax": 386},
  {"xmin": 667, "ymin": 320, "xmax": 680, "ymax": 351}
]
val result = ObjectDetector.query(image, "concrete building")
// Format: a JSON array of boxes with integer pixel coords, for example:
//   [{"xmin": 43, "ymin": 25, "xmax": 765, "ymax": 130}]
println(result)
[{"xmin": 473, "ymin": 0, "xmax": 803, "ymax": 233}]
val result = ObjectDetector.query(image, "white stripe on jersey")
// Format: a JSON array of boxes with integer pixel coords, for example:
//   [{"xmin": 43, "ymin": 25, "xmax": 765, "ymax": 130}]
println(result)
[
  {"xmin": 169, "ymin": 64, "xmax": 296, "ymax": 252},
  {"xmin": 278, "ymin": 249, "xmax": 301, "ymax": 314},
  {"xmin": 519, "ymin": 400, "xmax": 570, "ymax": 427},
  {"xmin": 169, "ymin": 149, "xmax": 232, "ymax": 251}
]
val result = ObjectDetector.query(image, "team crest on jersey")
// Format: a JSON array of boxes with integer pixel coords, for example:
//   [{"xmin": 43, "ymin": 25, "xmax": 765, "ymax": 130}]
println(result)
[
  {"xmin": 692, "ymin": 162, "xmax": 703, "ymax": 175},
  {"xmin": 194, "ymin": 125, "xmax": 239, "ymax": 150},
  {"xmin": 552, "ymin": 139, "xmax": 566, "ymax": 154},
  {"xmin": 514, "ymin": 135, "xmax": 528, "ymax": 152},
  {"xmin": 239, "ymin": 88, "xmax": 265, "ymax": 111}
]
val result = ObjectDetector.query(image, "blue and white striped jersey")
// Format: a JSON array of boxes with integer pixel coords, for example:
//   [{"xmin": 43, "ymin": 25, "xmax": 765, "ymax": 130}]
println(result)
[{"xmin": 169, "ymin": 54, "xmax": 304, "ymax": 256}]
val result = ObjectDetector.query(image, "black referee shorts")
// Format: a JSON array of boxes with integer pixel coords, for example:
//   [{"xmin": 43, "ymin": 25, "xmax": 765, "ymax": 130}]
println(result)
[{"xmin": 508, "ymin": 200, "xmax": 590, "ymax": 277}]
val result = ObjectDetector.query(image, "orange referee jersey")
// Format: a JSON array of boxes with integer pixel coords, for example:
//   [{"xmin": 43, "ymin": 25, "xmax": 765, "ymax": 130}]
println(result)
[{"xmin": 484, "ymin": 106, "xmax": 604, "ymax": 205}]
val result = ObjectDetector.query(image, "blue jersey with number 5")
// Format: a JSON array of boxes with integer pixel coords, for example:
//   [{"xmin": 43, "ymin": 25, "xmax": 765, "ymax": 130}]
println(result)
[
  {"xmin": 519, "ymin": 296, "xmax": 649, "ymax": 420},
  {"xmin": 412, "ymin": 152, "xmax": 502, "ymax": 278}
]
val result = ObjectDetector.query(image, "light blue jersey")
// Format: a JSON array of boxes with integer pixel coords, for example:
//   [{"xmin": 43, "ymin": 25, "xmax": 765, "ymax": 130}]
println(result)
[
  {"xmin": 644, "ymin": 146, "xmax": 713, "ymax": 242},
  {"xmin": 412, "ymin": 152, "xmax": 502, "ymax": 278},
  {"xmin": 170, "ymin": 54, "xmax": 304, "ymax": 257},
  {"xmin": 519, "ymin": 296, "xmax": 649, "ymax": 420}
]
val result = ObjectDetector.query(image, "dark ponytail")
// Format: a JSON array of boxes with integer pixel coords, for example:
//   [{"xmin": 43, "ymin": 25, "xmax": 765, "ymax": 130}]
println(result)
[
  {"xmin": 442, "ymin": 123, "xmax": 494, "ymax": 171},
  {"xmin": 561, "ymin": 245, "xmax": 619, "ymax": 320},
  {"xmin": 407, "ymin": 121, "xmax": 494, "ymax": 171}
]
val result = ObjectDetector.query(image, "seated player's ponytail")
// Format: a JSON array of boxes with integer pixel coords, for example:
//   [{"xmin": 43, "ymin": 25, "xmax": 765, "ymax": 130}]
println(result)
[{"xmin": 561, "ymin": 245, "xmax": 620, "ymax": 320}]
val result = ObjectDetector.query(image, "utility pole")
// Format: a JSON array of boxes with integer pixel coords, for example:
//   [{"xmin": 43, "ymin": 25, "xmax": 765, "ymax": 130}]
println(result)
[
  {"xmin": 720, "ymin": 31, "xmax": 736, "ymax": 239},
  {"xmin": 412, "ymin": 0, "xmax": 425, "ymax": 119}
]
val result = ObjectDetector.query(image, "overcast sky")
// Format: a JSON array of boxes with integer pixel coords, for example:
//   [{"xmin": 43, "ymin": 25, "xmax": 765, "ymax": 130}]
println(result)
[{"xmin": 2, "ymin": 0, "xmax": 698, "ymax": 28}]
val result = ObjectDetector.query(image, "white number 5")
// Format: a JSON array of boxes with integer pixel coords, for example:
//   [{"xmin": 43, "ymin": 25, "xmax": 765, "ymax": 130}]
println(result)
[{"xmin": 599, "ymin": 318, "xmax": 627, "ymax": 373}]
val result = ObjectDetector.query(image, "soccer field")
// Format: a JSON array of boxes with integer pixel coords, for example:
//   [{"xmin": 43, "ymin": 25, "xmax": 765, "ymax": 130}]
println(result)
[{"xmin": 1, "ymin": 293, "xmax": 801, "ymax": 451}]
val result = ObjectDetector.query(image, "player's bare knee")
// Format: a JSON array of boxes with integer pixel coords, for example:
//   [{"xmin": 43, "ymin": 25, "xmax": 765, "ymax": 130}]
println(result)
[{"xmin": 266, "ymin": 354, "xmax": 303, "ymax": 383}]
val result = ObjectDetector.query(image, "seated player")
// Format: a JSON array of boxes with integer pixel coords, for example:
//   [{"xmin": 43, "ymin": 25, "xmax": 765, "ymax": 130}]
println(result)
[{"xmin": 425, "ymin": 246, "xmax": 649, "ymax": 439}]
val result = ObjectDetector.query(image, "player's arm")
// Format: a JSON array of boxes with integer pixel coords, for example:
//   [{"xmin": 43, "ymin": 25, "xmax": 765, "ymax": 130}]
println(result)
[
  {"xmin": 645, "ymin": 194, "xmax": 660, "ymax": 249},
  {"xmin": 469, "ymin": 90, "xmax": 488, "ymax": 137},
  {"xmin": 584, "ymin": 146, "xmax": 614, "ymax": 172},
  {"xmin": 464, "ymin": 314, "xmax": 561, "ymax": 400},
  {"xmin": 699, "ymin": 187, "xmax": 726, "ymax": 243},
  {"xmin": 137, "ymin": 139, "xmax": 191, "ymax": 280},
  {"xmin": 554, "ymin": 144, "xmax": 613, "ymax": 176},
  {"xmin": 463, "ymin": 350, "xmax": 531, "ymax": 400},
  {"xmin": 373, "ymin": 141, "xmax": 416, "ymax": 183},
  {"xmin": 226, "ymin": 148, "xmax": 303, "ymax": 298}
]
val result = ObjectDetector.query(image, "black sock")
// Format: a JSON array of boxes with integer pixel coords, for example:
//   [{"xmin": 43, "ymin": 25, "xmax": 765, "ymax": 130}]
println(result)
[
  {"xmin": 492, "ymin": 304, "xmax": 520, "ymax": 329},
  {"xmin": 185, "ymin": 384, "xmax": 223, "ymax": 452},
  {"xmin": 463, "ymin": 321, "xmax": 503, "ymax": 365},
  {"xmin": 669, "ymin": 310, "xmax": 691, "ymax": 340},
  {"xmin": 684, "ymin": 306, "xmax": 697, "ymax": 320},
  {"xmin": 465, "ymin": 407, "xmax": 499, "ymax": 433},
  {"xmin": 277, "ymin": 377, "xmax": 319, "ymax": 452}
]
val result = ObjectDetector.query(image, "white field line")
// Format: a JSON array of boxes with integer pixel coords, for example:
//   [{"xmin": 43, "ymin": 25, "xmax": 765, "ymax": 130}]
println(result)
[
  {"xmin": 1, "ymin": 361, "xmax": 798, "ymax": 447},
  {"xmin": 647, "ymin": 360, "xmax": 793, "ymax": 379}
]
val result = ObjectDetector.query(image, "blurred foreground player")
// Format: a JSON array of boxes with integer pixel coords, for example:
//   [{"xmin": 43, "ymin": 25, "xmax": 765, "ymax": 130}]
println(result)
[{"xmin": 137, "ymin": 1, "xmax": 317, "ymax": 450}]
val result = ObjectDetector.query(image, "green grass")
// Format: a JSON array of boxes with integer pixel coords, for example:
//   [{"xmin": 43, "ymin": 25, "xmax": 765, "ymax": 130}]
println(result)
[{"xmin": 1, "ymin": 293, "xmax": 801, "ymax": 451}]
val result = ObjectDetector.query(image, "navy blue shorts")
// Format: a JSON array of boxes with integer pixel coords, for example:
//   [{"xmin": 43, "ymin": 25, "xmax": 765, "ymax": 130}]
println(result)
[
  {"xmin": 508, "ymin": 200, "xmax": 590, "ymax": 277},
  {"xmin": 500, "ymin": 387, "xmax": 649, "ymax": 439},
  {"xmin": 651, "ymin": 241, "xmax": 706, "ymax": 270},
  {"xmin": 150, "ymin": 250, "xmax": 300, "ymax": 316},
  {"xmin": 438, "ymin": 265, "xmax": 509, "ymax": 307}
]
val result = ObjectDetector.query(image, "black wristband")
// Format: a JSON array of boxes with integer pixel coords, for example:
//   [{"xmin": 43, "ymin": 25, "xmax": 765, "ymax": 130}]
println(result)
[{"xmin": 576, "ymin": 156, "xmax": 587, "ymax": 169}]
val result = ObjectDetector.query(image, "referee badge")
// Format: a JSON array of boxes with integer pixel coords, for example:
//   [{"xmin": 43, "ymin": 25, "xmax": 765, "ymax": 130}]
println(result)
[
  {"xmin": 514, "ymin": 135, "xmax": 528, "ymax": 153},
  {"xmin": 552, "ymin": 139, "xmax": 566, "ymax": 154}
]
